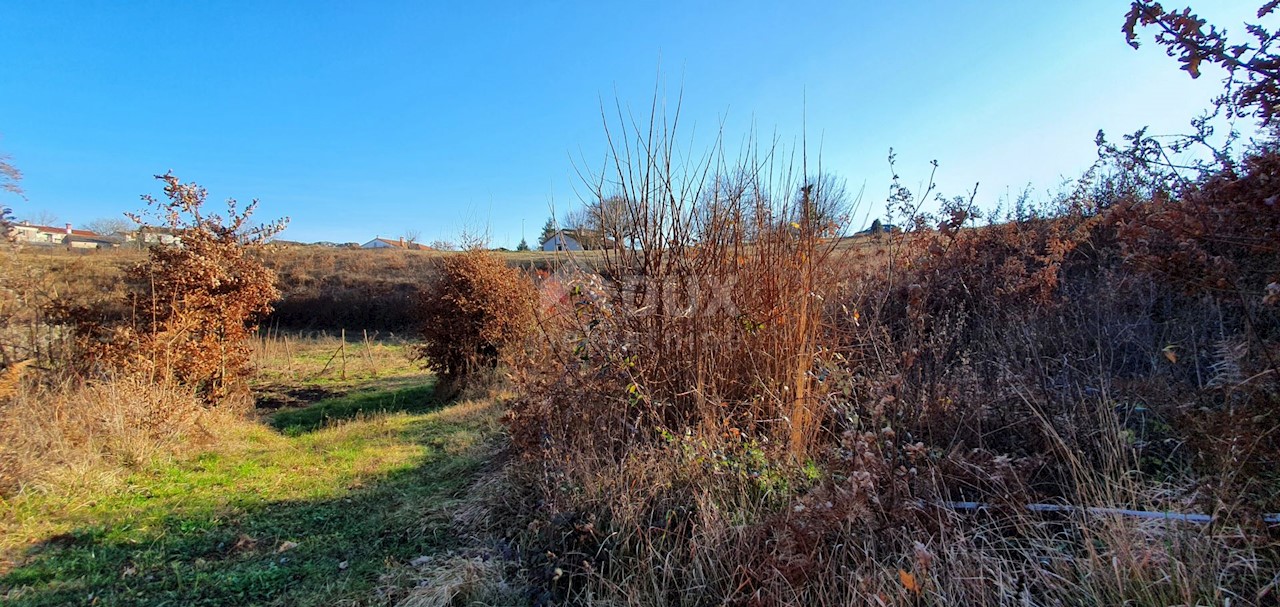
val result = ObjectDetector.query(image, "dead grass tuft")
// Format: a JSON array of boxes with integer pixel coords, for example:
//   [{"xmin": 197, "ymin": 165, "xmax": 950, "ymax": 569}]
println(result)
[{"xmin": 0, "ymin": 375, "xmax": 225, "ymax": 493}]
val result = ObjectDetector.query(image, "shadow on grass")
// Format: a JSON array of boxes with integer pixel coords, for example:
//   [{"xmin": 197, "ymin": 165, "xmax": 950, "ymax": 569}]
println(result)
[
  {"xmin": 0, "ymin": 401, "xmax": 491, "ymax": 607},
  {"xmin": 269, "ymin": 379, "xmax": 440, "ymax": 435}
]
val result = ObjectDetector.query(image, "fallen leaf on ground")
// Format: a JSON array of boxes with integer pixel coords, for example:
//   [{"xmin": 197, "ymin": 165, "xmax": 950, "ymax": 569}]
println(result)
[{"xmin": 899, "ymin": 568, "xmax": 921, "ymax": 595}]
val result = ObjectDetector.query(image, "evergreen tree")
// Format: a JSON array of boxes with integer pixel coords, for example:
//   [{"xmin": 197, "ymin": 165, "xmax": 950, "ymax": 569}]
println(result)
[
  {"xmin": 539, "ymin": 217, "xmax": 556, "ymax": 243},
  {"xmin": 516, "ymin": 237, "xmax": 530, "ymax": 251}
]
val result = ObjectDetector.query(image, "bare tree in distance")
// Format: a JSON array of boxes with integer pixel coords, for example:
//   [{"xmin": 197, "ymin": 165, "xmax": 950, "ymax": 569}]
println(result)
[
  {"xmin": 401, "ymin": 228, "xmax": 421, "ymax": 244},
  {"xmin": 454, "ymin": 211, "xmax": 493, "ymax": 251},
  {"xmin": 0, "ymin": 150, "xmax": 22, "ymax": 201},
  {"xmin": 457, "ymin": 224, "xmax": 491, "ymax": 251},
  {"xmin": 26, "ymin": 209, "xmax": 59, "ymax": 227},
  {"xmin": 86, "ymin": 217, "xmax": 134, "ymax": 238},
  {"xmin": 0, "ymin": 149, "xmax": 23, "ymax": 239},
  {"xmin": 794, "ymin": 171, "xmax": 854, "ymax": 238},
  {"xmin": 555, "ymin": 195, "xmax": 632, "ymax": 249}
]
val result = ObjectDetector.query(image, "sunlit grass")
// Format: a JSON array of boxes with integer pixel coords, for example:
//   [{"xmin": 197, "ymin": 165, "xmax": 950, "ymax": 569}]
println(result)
[{"xmin": 1, "ymin": 350, "xmax": 503, "ymax": 606}]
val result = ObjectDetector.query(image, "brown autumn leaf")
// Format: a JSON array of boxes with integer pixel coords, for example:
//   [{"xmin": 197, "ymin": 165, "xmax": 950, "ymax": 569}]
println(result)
[
  {"xmin": 899, "ymin": 568, "xmax": 922, "ymax": 595},
  {"xmin": 1184, "ymin": 53, "xmax": 1203, "ymax": 78}
]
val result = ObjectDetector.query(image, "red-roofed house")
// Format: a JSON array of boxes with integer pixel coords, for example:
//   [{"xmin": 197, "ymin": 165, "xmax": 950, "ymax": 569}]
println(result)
[
  {"xmin": 8, "ymin": 222, "xmax": 118, "ymax": 249},
  {"xmin": 360, "ymin": 236, "xmax": 431, "ymax": 250}
]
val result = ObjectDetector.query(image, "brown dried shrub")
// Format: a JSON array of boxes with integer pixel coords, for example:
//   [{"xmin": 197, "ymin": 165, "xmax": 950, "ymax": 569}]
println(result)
[
  {"xmin": 415, "ymin": 249, "xmax": 537, "ymax": 388},
  {"xmin": 505, "ymin": 145, "xmax": 1280, "ymax": 602},
  {"xmin": 1110, "ymin": 147, "xmax": 1280, "ymax": 307},
  {"xmin": 1104, "ymin": 148, "xmax": 1280, "ymax": 506},
  {"xmin": 67, "ymin": 173, "xmax": 286, "ymax": 406}
]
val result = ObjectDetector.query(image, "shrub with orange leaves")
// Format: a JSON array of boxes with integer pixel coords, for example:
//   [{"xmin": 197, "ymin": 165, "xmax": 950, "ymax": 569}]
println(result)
[
  {"xmin": 1110, "ymin": 146, "xmax": 1280, "ymax": 305},
  {"xmin": 415, "ymin": 249, "xmax": 537, "ymax": 388},
  {"xmin": 70, "ymin": 173, "xmax": 286, "ymax": 406}
]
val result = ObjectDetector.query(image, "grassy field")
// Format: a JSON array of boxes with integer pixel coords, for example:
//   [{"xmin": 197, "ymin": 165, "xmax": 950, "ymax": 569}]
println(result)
[{"xmin": 0, "ymin": 337, "xmax": 505, "ymax": 606}]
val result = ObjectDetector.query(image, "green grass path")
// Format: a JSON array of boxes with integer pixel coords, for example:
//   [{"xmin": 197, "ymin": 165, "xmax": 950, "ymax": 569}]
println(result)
[{"xmin": 0, "ymin": 378, "xmax": 501, "ymax": 606}]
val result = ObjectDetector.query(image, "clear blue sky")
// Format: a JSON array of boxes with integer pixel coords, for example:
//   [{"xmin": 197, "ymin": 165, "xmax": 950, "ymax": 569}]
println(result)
[{"xmin": 0, "ymin": 1, "xmax": 1261, "ymax": 246}]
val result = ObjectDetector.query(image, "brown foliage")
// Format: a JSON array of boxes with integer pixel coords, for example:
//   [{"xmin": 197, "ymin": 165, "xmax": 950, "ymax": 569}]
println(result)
[
  {"xmin": 71, "ymin": 173, "xmax": 286, "ymax": 406},
  {"xmin": 508, "ymin": 103, "xmax": 847, "ymax": 465},
  {"xmin": 1111, "ymin": 147, "xmax": 1280, "ymax": 302},
  {"xmin": 1108, "ymin": 149, "xmax": 1280, "ymax": 500},
  {"xmin": 415, "ymin": 249, "xmax": 537, "ymax": 386},
  {"xmin": 1125, "ymin": 1, "xmax": 1280, "ymax": 126}
]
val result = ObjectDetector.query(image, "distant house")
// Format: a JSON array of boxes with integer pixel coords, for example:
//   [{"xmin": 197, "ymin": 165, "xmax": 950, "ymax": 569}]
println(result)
[
  {"xmin": 10, "ymin": 222, "xmax": 94, "ymax": 245},
  {"xmin": 541, "ymin": 230, "xmax": 583, "ymax": 252},
  {"xmin": 126, "ymin": 226, "xmax": 182, "ymax": 247},
  {"xmin": 361, "ymin": 237, "xmax": 431, "ymax": 250},
  {"xmin": 8, "ymin": 222, "xmax": 118, "ymax": 249},
  {"xmin": 65, "ymin": 234, "xmax": 121, "ymax": 250}
]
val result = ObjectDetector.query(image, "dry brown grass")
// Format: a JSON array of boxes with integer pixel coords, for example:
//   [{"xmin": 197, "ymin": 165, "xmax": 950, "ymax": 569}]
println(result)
[
  {"xmin": 0, "ymin": 375, "xmax": 226, "ymax": 493},
  {"xmin": 491, "ymin": 97, "xmax": 1280, "ymax": 605},
  {"xmin": 0, "ymin": 361, "xmax": 32, "ymax": 402}
]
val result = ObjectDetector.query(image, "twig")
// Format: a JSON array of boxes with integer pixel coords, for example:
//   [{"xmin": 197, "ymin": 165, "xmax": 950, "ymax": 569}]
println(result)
[{"xmin": 942, "ymin": 501, "xmax": 1280, "ymax": 525}]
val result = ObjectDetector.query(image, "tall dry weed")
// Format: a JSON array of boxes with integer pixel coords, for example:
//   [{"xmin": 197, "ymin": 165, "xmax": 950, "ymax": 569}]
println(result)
[
  {"xmin": 0, "ymin": 375, "xmax": 216, "ymax": 493},
  {"xmin": 510, "ymin": 100, "xmax": 852, "ymax": 463}
]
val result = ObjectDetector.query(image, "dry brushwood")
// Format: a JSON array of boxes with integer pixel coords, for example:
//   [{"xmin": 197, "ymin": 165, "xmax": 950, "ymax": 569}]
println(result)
[
  {"xmin": 415, "ymin": 249, "xmax": 537, "ymax": 387},
  {"xmin": 73, "ymin": 173, "xmax": 287, "ymax": 406},
  {"xmin": 0, "ymin": 359, "xmax": 34, "ymax": 401}
]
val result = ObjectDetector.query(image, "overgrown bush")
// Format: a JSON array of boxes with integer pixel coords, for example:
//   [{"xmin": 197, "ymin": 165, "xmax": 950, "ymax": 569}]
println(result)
[
  {"xmin": 67, "ymin": 173, "xmax": 286, "ymax": 406},
  {"xmin": 415, "ymin": 249, "xmax": 537, "ymax": 388},
  {"xmin": 1106, "ymin": 148, "xmax": 1280, "ymax": 507},
  {"xmin": 501, "ymin": 59, "xmax": 1280, "ymax": 606},
  {"xmin": 501, "ymin": 144, "xmax": 1280, "ymax": 606},
  {"xmin": 509, "ymin": 106, "xmax": 850, "ymax": 467}
]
